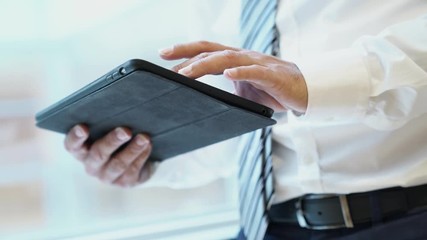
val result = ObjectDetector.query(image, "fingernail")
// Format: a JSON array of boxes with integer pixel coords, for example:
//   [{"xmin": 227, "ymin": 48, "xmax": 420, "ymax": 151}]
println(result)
[
  {"xmin": 135, "ymin": 134, "xmax": 149, "ymax": 146},
  {"xmin": 74, "ymin": 126, "xmax": 85, "ymax": 138},
  {"xmin": 159, "ymin": 47, "xmax": 172, "ymax": 56},
  {"xmin": 115, "ymin": 128, "xmax": 130, "ymax": 141}
]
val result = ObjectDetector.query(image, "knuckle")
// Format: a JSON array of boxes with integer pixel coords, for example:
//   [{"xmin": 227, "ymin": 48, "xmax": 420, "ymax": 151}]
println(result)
[
  {"xmin": 172, "ymin": 64, "xmax": 181, "ymax": 72},
  {"xmin": 198, "ymin": 52, "xmax": 210, "ymax": 59},
  {"xmin": 175, "ymin": 62, "xmax": 188, "ymax": 71},
  {"xmin": 271, "ymin": 63, "xmax": 282, "ymax": 71},
  {"xmin": 115, "ymin": 177, "xmax": 133, "ymax": 188},
  {"xmin": 172, "ymin": 43, "xmax": 183, "ymax": 51},
  {"xmin": 240, "ymin": 49, "xmax": 253, "ymax": 55},
  {"xmin": 187, "ymin": 63, "xmax": 196, "ymax": 72},
  {"xmin": 253, "ymin": 64, "xmax": 266, "ymax": 72},
  {"xmin": 128, "ymin": 163, "xmax": 141, "ymax": 175},
  {"xmin": 115, "ymin": 181, "xmax": 126, "ymax": 188},
  {"xmin": 128, "ymin": 144, "xmax": 143, "ymax": 154},
  {"xmin": 232, "ymin": 68, "xmax": 243, "ymax": 77},
  {"xmin": 222, "ymin": 50, "xmax": 238, "ymax": 59},
  {"xmin": 109, "ymin": 158, "xmax": 127, "ymax": 173},
  {"xmin": 85, "ymin": 165, "xmax": 98, "ymax": 177},
  {"xmin": 90, "ymin": 147, "xmax": 107, "ymax": 163},
  {"xmin": 198, "ymin": 40, "xmax": 212, "ymax": 47},
  {"xmin": 191, "ymin": 55, "xmax": 211, "ymax": 71},
  {"xmin": 123, "ymin": 174, "xmax": 136, "ymax": 185},
  {"xmin": 245, "ymin": 50, "xmax": 260, "ymax": 58},
  {"xmin": 99, "ymin": 174, "xmax": 112, "ymax": 184}
]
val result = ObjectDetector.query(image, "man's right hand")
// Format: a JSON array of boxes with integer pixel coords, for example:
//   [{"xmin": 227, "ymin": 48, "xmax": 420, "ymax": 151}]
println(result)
[{"xmin": 64, "ymin": 124, "xmax": 152, "ymax": 187}]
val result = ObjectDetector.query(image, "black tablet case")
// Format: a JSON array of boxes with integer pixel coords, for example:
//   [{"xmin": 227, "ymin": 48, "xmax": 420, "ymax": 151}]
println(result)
[{"xmin": 36, "ymin": 60, "xmax": 276, "ymax": 162}]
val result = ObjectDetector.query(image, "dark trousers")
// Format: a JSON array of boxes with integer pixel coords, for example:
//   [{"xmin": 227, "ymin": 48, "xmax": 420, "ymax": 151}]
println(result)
[{"xmin": 237, "ymin": 209, "xmax": 427, "ymax": 240}]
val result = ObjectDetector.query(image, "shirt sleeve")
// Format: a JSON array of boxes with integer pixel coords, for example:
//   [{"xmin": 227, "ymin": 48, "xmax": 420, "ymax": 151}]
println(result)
[{"xmin": 295, "ymin": 14, "xmax": 427, "ymax": 130}]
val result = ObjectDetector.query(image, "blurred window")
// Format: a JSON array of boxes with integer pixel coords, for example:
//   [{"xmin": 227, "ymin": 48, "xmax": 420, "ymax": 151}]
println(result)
[{"xmin": 0, "ymin": 0, "xmax": 240, "ymax": 239}]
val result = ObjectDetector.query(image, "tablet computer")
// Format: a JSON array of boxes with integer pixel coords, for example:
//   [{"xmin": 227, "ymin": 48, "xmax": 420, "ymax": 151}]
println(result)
[{"xmin": 36, "ymin": 59, "xmax": 276, "ymax": 161}]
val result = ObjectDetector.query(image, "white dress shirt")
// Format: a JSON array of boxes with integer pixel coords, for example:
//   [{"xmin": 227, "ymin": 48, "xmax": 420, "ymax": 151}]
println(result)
[{"xmin": 145, "ymin": 0, "xmax": 427, "ymax": 204}]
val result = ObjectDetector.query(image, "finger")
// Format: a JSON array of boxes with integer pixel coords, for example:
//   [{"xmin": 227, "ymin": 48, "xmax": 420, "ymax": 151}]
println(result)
[
  {"xmin": 85, "ymin": 127, "xmax": 132, "ymax": 172},
  {"xmin": 171, "ymin": 51, "xmax": 213, "ymax": 72},
  {"xmin": 64, "ymin": 124, "xmax": 89, "ymax": 161},
  {"xmin": 225, "ymin": 65, "xmax": 307, "ymax": 112},
  {"xmin": 113, "ymin": 142, "xmax": 152, "ymax": 187},
  {"xmin": 225, "ymin": 65, "xmax": 281, "ymax": 102},
  {"xmin": 225, "ymin": 64, "xmax": 306, "ymax": 94},
  {"xmin": 178, "ymin": 50, "xmax": 255, "ymax": 79},
  {"xmin": 224, "ymin": 65, "xmax": 271, "ymax": 86},
  {"xmin": 159, "ymin": 41, "xmax": 240, "ymax": 60},
  {"xmin": 99, "ymin": 134, "xmax": 150, "ymax": 183},
  {"xmin": 233, "ymin": 80, "xmax": 284, "ymax": 110}
]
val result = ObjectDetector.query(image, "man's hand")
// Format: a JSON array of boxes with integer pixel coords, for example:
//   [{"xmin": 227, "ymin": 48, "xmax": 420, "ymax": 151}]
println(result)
[
  {"xmin": 159, "ymin": 41, "xmax": 308, "ymax": 113},
  {"xmin": 64, "ymin": 124, "xmax": 152, "ymax": 187}
]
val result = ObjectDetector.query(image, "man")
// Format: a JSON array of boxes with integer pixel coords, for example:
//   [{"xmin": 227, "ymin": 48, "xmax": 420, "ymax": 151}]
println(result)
[{"xmin": 65, "ymin": 1, "xmax": 427, "ymax": 239}]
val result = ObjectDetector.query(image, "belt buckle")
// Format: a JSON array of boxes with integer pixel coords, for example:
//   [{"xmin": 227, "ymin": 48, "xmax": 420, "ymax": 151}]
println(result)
[{"xmin": 295, "ymin": 194, "xmax": 354, "ymax": 230}]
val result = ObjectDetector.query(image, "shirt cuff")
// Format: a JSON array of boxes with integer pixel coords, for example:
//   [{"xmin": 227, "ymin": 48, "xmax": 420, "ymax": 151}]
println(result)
[{"xmin": 295, "ymin": 49, "xmax": 371, "ymax": 123}]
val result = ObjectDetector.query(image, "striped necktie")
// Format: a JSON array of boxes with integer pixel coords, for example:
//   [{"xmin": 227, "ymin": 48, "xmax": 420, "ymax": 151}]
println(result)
[{"xmin": 238, "ymin": 0, "xmax": 278, "ymax": 239}]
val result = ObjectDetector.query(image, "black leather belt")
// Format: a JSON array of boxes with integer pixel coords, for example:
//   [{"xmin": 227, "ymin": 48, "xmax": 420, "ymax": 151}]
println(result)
[{"xmin": 268, "ymin": 184, "xmax": 427, "ymax": 230}]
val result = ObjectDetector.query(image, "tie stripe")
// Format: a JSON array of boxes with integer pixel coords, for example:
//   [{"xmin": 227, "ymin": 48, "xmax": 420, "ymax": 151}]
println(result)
[
  {"xmin": 242, "ymin": 0, "xmax": 276, "ymax": 50},
  {"xmin": 238, "ymin": 129, "xmax": 274, "ymax": 239},
  {"xmin": 238, "ymin": 0, "xmax": 277, "ymax": 239}
]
